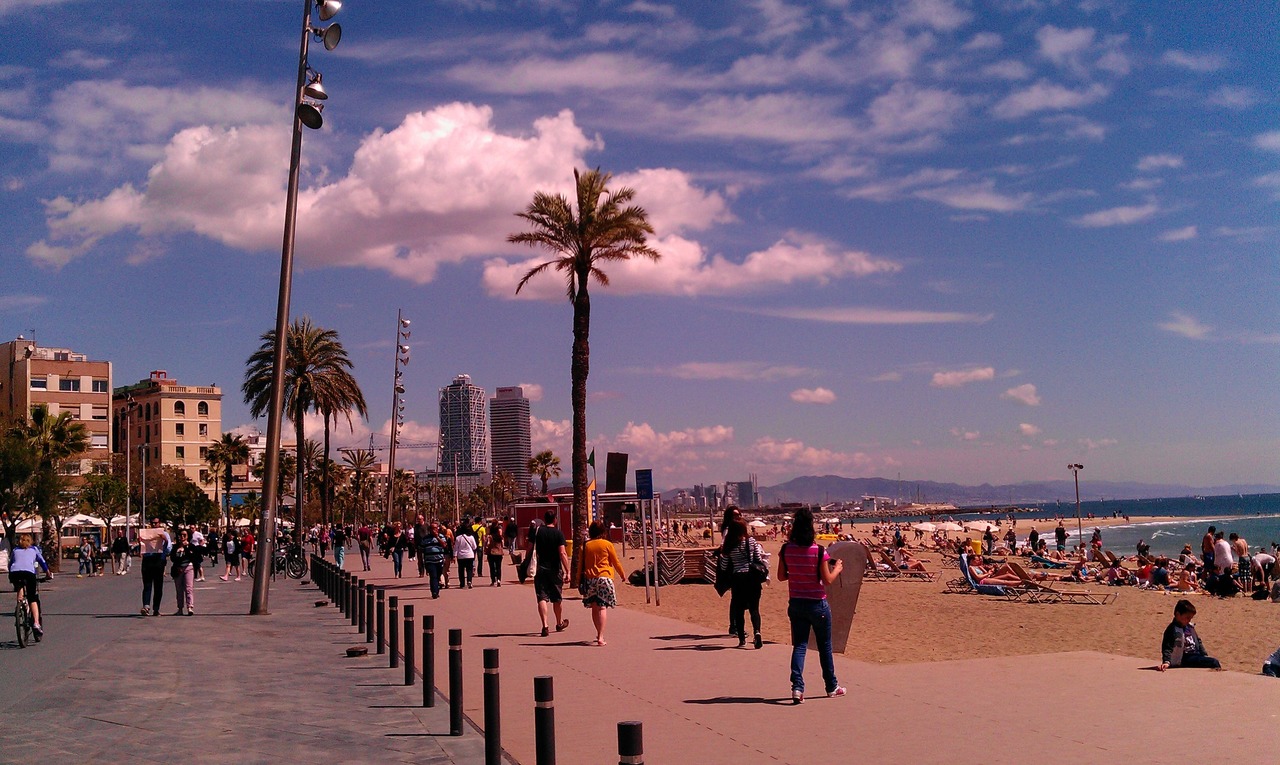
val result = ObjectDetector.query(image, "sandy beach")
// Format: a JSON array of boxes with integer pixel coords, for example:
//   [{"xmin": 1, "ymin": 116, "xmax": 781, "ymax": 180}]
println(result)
[{"xmin": 617, "ymin": 528, "xmax": 1279, "ymax": 674}]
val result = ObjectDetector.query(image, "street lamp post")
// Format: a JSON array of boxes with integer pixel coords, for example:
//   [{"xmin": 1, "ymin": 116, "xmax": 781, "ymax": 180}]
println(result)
[
  {"xmin": 251, "ymin": 0, "xmax": 344, "ymax": 615},
  {"xmin": 1069, "ymin": 464, "xmax": 1083, "ymax": 554},
  {"xmin": 122, "ymin": 397, "xmax": 138, "ymax": 543},
  {"xmin": 385, "ymin": 311, "xmax": 411, "ymax": 525}
]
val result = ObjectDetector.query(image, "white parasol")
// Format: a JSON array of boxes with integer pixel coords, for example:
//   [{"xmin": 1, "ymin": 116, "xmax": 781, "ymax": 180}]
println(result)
[
  {"xmin": 911, "ymin": 522, "xmax": 937, "ymax": 532},
  {"xmin": 935, "ymin": 521, "xmax": 964, "ymax": 532}
]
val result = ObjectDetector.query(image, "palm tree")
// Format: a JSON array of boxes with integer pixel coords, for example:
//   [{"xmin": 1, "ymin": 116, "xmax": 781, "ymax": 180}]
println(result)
[
  {"xmin": 490, "ymin": 469, "xmax": 517, "ymax": 518},
  {"xmin": 205, "ymin": 433, "xmax": 249, "ymax": 530},
  {"xmin": 11, "ymin": 404, "xmax": 90, "ymax": 568},
  {"xmin": 508, "ymin": 168, "xmax": 658, "ymax": 576},
  {"xmin": 527, "ymin": 449, "xmax": 561, "ymax": 496},
  {"xmin": 243, "ymin": 316, "xmax": 361, "ymax": 541},
  {"xmin": 313, "ymin": 372, "xmax": 367, "ymax": 526},
  {"xmin": 341, "ymin": 448, "xmax": 376, "ymax": 523}
]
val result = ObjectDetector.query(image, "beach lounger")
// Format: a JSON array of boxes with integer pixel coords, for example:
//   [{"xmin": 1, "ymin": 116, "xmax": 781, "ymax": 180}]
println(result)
[
  {"xmin": 879, "ymin": 550, "xmax": 939, "ymax": 582},
  {"xmin": 950, "ymin": 556, "xmax": 1023, "ymax": 600},
  {"xmin": 1030, "ymin": 554, "xmax": 1067, "ymax": 569},
  {"xmin": 1025, "ymin": 584, "xmax": 1116, "ymax": 605}
]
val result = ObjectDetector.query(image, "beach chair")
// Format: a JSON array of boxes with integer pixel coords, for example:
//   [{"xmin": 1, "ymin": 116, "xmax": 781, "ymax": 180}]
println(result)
[
  {"xmin": 1025, "ymin": 583, "xmax": 1116, "ymax": 605},
  {"xmin": 952, "ymin": 556, "xmax": 1023, "ymax": 600},
  {"xmin": 1030, "ymin": 554, "xmax": 1067, "ymax": 569},
  {"xmin": 879, "ymin": 550, "xmax": 938, "ymax": 582},
  {"xmin": 865, "ymin": 558, "xmax": 899, "ymax": 581}
]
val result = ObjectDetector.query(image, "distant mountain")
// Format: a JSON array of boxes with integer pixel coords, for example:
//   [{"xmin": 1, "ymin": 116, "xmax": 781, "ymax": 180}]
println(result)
[{"xmin": 744, "ymin": 475, "xmax": 1280, "ymax": 506}]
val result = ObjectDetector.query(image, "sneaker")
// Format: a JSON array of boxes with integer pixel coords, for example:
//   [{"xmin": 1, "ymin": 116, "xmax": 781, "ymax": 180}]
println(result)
[
  {"xmin": 235, "ymin": 577, "xmax": 241, "ymax": 582},
  {"xmin": 827, "ymin": 686, "xmax": 847, "ymax": 698},
  {"xmin": 555, "ymin": 619, "xmax": 569, "ymax": 632},
  {"xmin": 186, "ymin": 609, "xmax": 195, "ymax": 616},
  {"xmin": 219, "ymin": 575, "xmax": 229, "ymax": 581},
  {"xmin": 33, "ymin": 624, "xmax": 43, "ymax": 637},
  {"xmin": 791, "ymin": 690, "xmax": 804, "ymax": 705},
  {"xmin": 541, "ymin": 626, "xmax": 550, "ymax": 637},
  {"xmin": 754, "ymin": 634, "xmax": 763, "ymax": 649},
  {"xmin": 141, "ymin": 606, "xmax": 151, "ymax": 616},
  {"xmin": 174, "ymin": 610, "xmax": 185, "ymax": 616}
]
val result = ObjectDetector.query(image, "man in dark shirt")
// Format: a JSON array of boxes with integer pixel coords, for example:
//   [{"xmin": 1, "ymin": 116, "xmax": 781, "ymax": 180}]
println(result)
[
  {"xmin": 525, "ymin": 510, "xmax": 570, "ymax": 637},
  {"xmin": 1054, "ymin": 523, "xmax": 1067, "ymax": 552}
]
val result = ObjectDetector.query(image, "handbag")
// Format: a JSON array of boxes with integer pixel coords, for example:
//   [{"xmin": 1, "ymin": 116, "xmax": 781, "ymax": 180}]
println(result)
[
  {"xmin": 713, "ymin": 549, "xmax": 733, "ymax": 596},
  {"xmin": 747, "ymin": 540, "xmax": 770, "ymax": 584}
]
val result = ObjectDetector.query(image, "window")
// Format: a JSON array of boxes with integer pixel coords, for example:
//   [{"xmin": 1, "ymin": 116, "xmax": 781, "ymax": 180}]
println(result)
[
  {"xmin": 90, "ymin": 434, "xmax": 108, "ymax": 449},
  {"xmin": 199, "ymin": 423, "xmax": 208, "ymax": 437},
  {"xmin": 144, "ymin": 403, "xmax": 152, "ymax": 421},
  {"xmin": 199, "ymin": 469, "xmax": 211, "ymax": 484},
  {"xmin": 175, "ymin": 446, "xmax": 185, "ymax": 460},
  {"xmin": 197, "ymin": 401, "xmax": 209, "ymax": 417},
  {"xmin": 175, "ymin": 423, "xmax": 185, "ymax": 437},
  {"xmin": 30, "ymin": 377, "xmax": 47, "ymax": 390},
  {"xmin": 92, "ymin": 379, "xmax": 108, "ymax": 393},
  {"xmin": 174, "ymin": 401, "xmax": 186, "ymax": 417},
  {"xmin": 199, "ymin": 446, "xmax": 209, "ymax": 459},
  {"xmin": 153, "ymin": 447, "xmax": 159, "ymax": 460},
  {"xmin": 92, "ymin": 406, "xmax": 108, "ymax": 421},
  {"xmin": 59, "ymin": 378, "xmax": 81, "ymax": 392}
]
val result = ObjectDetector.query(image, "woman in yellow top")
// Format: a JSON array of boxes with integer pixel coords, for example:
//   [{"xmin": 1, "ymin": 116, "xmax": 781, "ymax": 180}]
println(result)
[{"xmin": 580, "ymin": 521, "xmax": 624, "ymax": 646}]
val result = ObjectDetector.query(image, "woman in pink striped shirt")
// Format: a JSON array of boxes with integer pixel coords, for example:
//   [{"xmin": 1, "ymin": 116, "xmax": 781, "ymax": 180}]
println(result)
[{"xmin": 776, "ymin": 507, "xmax": 845, "ymax": 704}]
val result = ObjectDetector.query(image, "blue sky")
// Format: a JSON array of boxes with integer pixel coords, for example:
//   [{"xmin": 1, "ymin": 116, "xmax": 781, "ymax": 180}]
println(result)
[{"xmin": 3, "ymin": 0, "xmax": 1278, "ymax": 489}]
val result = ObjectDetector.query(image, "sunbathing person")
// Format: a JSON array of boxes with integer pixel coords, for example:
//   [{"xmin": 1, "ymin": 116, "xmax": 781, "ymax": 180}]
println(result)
[
  {"xmin": 1167, "ymin": 563, "xmax": 1200, "ymax": 592},
  {"xmin": 969, "ymin": 560, "xmax": 1029, "ymax": 587},
  {"xmin": 893, "ymin": 547, "xmax": 928, "ymax": 572}
]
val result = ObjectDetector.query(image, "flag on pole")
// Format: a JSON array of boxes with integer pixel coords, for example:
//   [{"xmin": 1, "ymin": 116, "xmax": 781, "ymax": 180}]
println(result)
[{"xmin": 587, "ymin": 448, "xmax": 595, "ymax": 468}]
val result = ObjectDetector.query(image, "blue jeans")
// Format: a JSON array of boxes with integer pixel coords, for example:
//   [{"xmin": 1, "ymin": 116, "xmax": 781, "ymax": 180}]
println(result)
[
  {"xmin": 334, "ymin": 545, "xmax": 345, "ymax": 569},
  {"xmin": 425, "ymin": 561, "xmax": 443, "ymax": 597},
  {"xmin": 391, "ymin": 549, "xmax": 404, "ymax": 577},
  {"xmin": 788, "ymin": 598, "xmax": 837, "ymax": 694}
]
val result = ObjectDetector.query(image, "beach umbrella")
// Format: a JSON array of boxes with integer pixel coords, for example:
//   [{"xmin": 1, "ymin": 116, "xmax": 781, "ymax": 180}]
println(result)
[
  {"xmin": 936, "ymin": 521, "xmax": 964, "ymax": 532},
  {"xmin": 61, "ymin": 513, "xmax": 107, "ymax": 529},
  {"xmin": 15, "ymin": 517, "xmax": 42, "ymax": 533},
  {"xmin": 109, "ymin": 514, "xmax": 140, "ymax": 527},
  {"xmin": 964, "ymin": 521, "xmax": 997, "ymax": 533},
  {"xmin": 749, "ymin": 519, "xmax": 767, "ymax": 528},
  {"xmin": 823, "ymin": 517, "xmax": 841, "ymax": 524},
  {"xmin": 912, "ymin": 522, "xmax": 937, "ymax": 532}
]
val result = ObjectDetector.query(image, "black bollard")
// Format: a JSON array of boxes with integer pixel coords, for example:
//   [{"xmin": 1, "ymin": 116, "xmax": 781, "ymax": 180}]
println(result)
[
  {"xmin": 376, "ymin": 588, "xmax": 386, "ymax": 654},
  {"xmin": 483, "ymin": 648, "xmax": 501, "ymax": 765},
  {"xmin": 349, "ymin": 576, "xmax": 358, "ymax": 626},
  {"xmin": 617, "ymin": 721, "xmax": 643, "ymax": 765},
  {"xmin": 534, "ymin": 676, "xmax": 555, "ymax": 765},
  {"xmin": 389, "ymin": 596, "xmax": 400, "ymax": 669},
  {"xmin": 449, "ymin": 628, "xmax": 463, "ymax": 736},
  {"xmin": 365, "ymin": 586, "xmax": 375, "ymax": 644},
  {"xmin": 357, "ymin": 579, "xmax": 366, "ymax": 632},
  {"xmin": 339, "ymin": 571, "xmax": 348, "ymax": 613},
  {"xmin": 423, "ymin": 615, "xmax": 435, "ymax": 708},
  {"xmin": 403, "ymin": 605, "xmax": 415, "ymax": 686}
]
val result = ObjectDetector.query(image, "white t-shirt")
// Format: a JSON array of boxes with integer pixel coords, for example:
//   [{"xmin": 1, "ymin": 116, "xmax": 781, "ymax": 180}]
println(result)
[
  {"xmin": 1252, "ymin": 553, "xmax": 1275, "ymax": 571},
  {"xmin": 1213, "ymin": 539, "xmax": 1234, "ymax": 573},
  {"xmin": 453, "ymin": 534, "xmax": 477, "ymax": 560},
  {"xmin": 190, "ymin": 530, "xmax": 205, "ymax": 546}
]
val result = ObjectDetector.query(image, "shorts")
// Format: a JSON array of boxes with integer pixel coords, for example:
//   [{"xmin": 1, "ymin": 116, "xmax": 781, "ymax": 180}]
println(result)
[
  {"xmin": 9, "ymin": 571, "xmax": 39, "ymax": 604},
  {"xmin": 581, "ymin": 577, "xmax": 617, "ymax": 608},
  {"xmin": 226, "ymin": 554, "xmax": 241, "ymax": 566},
  {"xmin": 533, "ymin": 569, "xmax": 564, "ymax": 603}
]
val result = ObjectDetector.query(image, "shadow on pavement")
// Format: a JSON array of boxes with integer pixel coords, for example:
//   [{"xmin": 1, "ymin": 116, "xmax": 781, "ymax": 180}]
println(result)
[
  {"xmin": 656, "ymin": 644, "xmax": 734, "ymax": 652},
  {"xmin": 684, "ymin": 696, "xmax": 793, "ymax": 706},
  {"xmin": 651, "ymin": 633, "xmax": 726, "ymax": 641}
]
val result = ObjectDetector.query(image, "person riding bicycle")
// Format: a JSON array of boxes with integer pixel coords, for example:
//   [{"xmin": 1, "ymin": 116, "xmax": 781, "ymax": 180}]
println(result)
[{"xmin": 9, "ymin": 534, "xmax": 51, "ymax": 637}]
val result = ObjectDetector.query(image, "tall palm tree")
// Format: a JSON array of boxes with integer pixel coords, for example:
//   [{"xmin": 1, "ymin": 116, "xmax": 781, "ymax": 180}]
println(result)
[
  {"xmin": 341, "ymin": 448, "xmax": 376, "ymax": 523},
  {"xmin": 314, "ymin": 373, "xmax": 367, "ymax": 526},
  {"xmin": 243, "ymin": 316, "xmax": 361, "ymax": 541},
  {"xmin": 509, "ymin": 168, "xmax": 658, "ymax": 575},
  {"xmin": 11, "ymin": 404, "xmax": 89, "ymax": 568},
  {"xmin": 490, "ymin": 469, "xmax": 517, "ymax": 519},
  {"xmin": 205, "ymin": 432, "xmax": 249, "ymax": 530},
  {"xmin": 527, "ymin": 449, "xmax": 562, "ymax": 496}
]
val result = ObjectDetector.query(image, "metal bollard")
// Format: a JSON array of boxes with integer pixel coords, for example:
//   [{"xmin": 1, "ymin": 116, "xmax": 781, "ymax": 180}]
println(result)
[
  {"xmin": 389, "ymin": 596, "xmax": 400, "ymax": 669},
  {"xmin": 349, "ymin": 576, "xmax": 358, "ymax": 626},
  {"xmin": 403, "ymin": 605, "xmax": 415, "ymax": 686},
  {"xmin": 339, "ymin": 571, "xmax": 348, "ymax": 613},
  {"xmin": 534, "ymin": 676, "xmax": 555, "ymax": 765},
  {"xmin": 423, "ymin": 615, "xmax": 435, "ymax": 708},
  {"xmin": 449, "ymin": 628, "xmax": 463, "ymax": 736},
  {"xmin": 357, "ymin": 579, "xmax": 366, "ymax": 632},
  {"xmin": 483, "ymin": 648, "xmax": 501, "ymax": 765},
  {"xmin": 617, "ymin": 721, "xmax": 643, "ymax": 765},
  {"xmin": 376, "ymin": 588, "xmax": 386, "ymax": 654},
  {"xmin": 365, "ymin": 585, "xmax": 375, "ymax": 644}
]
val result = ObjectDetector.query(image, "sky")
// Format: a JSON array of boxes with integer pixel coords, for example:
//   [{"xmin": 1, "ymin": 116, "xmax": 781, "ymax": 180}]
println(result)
[{"xmin": 2, "ymin": 0, "xmax": 1278, "ymax": 492}]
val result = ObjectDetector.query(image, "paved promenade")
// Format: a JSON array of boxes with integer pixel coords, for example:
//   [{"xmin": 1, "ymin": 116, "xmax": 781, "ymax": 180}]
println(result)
[{"xmin": 4, "ymin": 550, "xmax": 1276, "ymax": 765}]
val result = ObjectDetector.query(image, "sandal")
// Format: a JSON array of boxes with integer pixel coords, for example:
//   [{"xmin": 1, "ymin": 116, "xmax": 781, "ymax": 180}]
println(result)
[{"xmin": 555, "ymin": 619, "xmax": 569, "ymax": 632}]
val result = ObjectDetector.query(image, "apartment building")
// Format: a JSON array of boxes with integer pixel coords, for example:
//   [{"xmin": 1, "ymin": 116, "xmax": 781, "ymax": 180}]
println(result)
[
  {"xmin": 113, "ymin": 370, "xmax": 222, "ymax": 499},
  {"xmin": 0, "ymin": 337, "xmax": 113, "ymax": 476}
]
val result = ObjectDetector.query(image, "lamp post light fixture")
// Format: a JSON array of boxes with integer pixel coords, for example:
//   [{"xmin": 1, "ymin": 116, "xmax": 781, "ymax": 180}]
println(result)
[
  {"xmin": 1069, "ymin": 463, "xmax": 1084, "ymax": 554},
  {"xmin": 251, "ymin": 0, "xmax": 345, "ymax": 616},
  {"xmin": 386, "ymin": 311, "xmax": 411, "ymax": 525},
  {"xmin": 122, "ymin": 396, "xmax": 138, "ymax": 544}
]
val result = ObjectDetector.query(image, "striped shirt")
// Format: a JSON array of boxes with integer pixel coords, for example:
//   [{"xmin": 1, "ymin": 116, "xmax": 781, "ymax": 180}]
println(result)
[
  {"xmin": 783, "ymin": 543, "xmax": 828, "ymax": 600},
  {"xmin": 725, "ymin": 537, "xmax": 762, "ymax": 573}
]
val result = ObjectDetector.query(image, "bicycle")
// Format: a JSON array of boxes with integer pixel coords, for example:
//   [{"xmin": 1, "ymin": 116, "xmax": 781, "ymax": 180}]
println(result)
[
  {"xmin": 248, "ymin": 542, "xmax": 308, "ymax": 579},
  {"xmin": 14, "ymin": 575, "xmax": 47, "ymax": 648}
]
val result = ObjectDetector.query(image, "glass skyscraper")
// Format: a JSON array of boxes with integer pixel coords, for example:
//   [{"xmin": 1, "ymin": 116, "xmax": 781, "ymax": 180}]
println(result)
[
  {"xmin": 439, "ymin": 374, "xmax": 488, "ymax": 474},
  {"xmin": 489, "ymin": 386, "xmax": 531, "ymax": 495}
]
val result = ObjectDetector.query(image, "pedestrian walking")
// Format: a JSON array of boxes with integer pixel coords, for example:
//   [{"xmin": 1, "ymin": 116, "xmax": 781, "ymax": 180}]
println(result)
[
  {"xmin": 190, "ymin": 525, "xmax": 206, "ymax": 582},
  {"xmin": 389, "ymin": 522, "xmax": 408, "ymax": 578},
  {"xmin": 357, "ymin": 523, "xmax": 372, "ymax": 571},
  {"xmin": 485, "ymin": 520, "xmax": 504, "ymax": 586},
  {"xmin": 722, "ymin": 514, "xmax": 766, "ymax": 649},
  {"xmin": 580, "ymin": 521, "xmax": 624, "ymax": 645},
  {"xmin": 454, "ymin": 523, "xmax": 478, "ymax": 589},
  {"xmin": 777, "ymin": 507, "xmax": 845, "ymax": 704},
  {"xmin": 525, "ymin": 510, "xmax": 570, "ymax": 637},
  {"xmin": 111, "ymin": 533, "xmax": 130, "ymax": 575},
  {"xmin": 332, "ymin": 524, "xmax": 347, "ymax": 569},
  {"xmin": 220, "ymin": 531, "xmax": 241, "ymax": 581},
  {"xmin": 78, "ymin": 537, "xmax": 94, "ymax": 576},
  {"xmin": 240, "ymin": 529, "xmax": 255, "ymax": 578},
  {"xmin": 169, "ymin": 528, "xmax": 196, "ymax": 616},
  {"xmin": 420, "ymin": 521, "xmax": 446, "ymax": 598},
  {"xmin": 139, "ymin": 518, "xmax": 172, "ymax": 616}
]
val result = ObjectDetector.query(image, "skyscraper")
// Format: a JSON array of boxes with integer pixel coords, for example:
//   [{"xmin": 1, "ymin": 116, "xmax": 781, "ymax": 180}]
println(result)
[
  {"xmin": 489, "ymin": 386, "xmax": 531, "ymax": 495},
  {"xmin": 439, "ymin": 374, "xmax": 488, "ymax": 474}
]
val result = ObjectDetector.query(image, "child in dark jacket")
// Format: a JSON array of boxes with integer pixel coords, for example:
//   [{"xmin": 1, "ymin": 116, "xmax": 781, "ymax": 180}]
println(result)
[{"xmin": 1158, "ymin": 599, "xmax": 1221, "ymax": 671}]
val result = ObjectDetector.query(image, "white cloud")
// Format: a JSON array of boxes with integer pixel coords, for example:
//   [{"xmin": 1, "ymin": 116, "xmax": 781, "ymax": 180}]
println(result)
[
  {"xmin": 617, "ymin": 422, "xmax": 734, "ymax": 452},
  {"xmin": 1018, "ymin": 423, "xmax": 1041, "ymax": 436},
  {"xmin": 653, "ymin": 362, "xmax": 813, "ymax": 382},
  {"xmin": 1001, "ymin": 383, "xmax": 1041, "ymax": 406},
  {"xmin": 753, "ymin": 306, "xmax": 993, "ymax": 324},
  {"xmin": 486, "ymin": 232, "xmax": 902, "ymax": 299},
  {"xmin": 790, "ymin": 387, "xmax": 836, "ymax": 404},
  {"xmin": 1162, "ymin": 50, "xmax": 1227, "ymax": 73},
  {"xmin": 963, "ymin": 32, "xmax": 1002, "ymax": 51},
  {"xmin": 896, "ymin": 0, "xmax": 972, "ymax": 31},
  {"xmin": 749, "ymin": 437, "xmax": 873, "ymax": 472},
  {"xmin": 1079, "ymin": 437, "xmax": 1118, "ymax": 450},
  {"xmin": 1208, "ymin": 86, "xmax": 1261, "ymax": 109},
  {"xmin": 614, "ymin": 168, "xmax": 734, "ymax": 236},
  {"xmin": 1159, "ymin": 225, "xmax": 1197, "ymax": 242},
  {"xmin": 931, "ymin": 367, "xmax": 995, "ymax": 388},
  {"xmin": 516, "ymin": 383, "xmax": 544, "ymax": 402},
  {"xmin": 992, "ymin": 81, "xmax": 1109, "ymax": 119},
  {"xmin": 1158, "ymin": 311, "xmax": 1212, "ymax": 340},
  {"xmin": 914, "ymin": 181, "xmax": 1033, "ymax": 212},
  {"xmin": 1036, "ymin": 25, "xmax": 1096, "ymax": 67},
  {"xmin": 981, "ymin": 60, "xmax": 1032, "ymax": 80},
  {"xmin": 949, "ymin": 427, "xmax": 980, "ymax": 441},
  {"xmin": 0, "ymin": 294, "xmax": 47, "ymax": 311},
  {"xmin": 1254, "ymin": 132, "xmax": 1280, "ymax": 152},
  {"xmin": 870, "ymin": 371, "xmax": 902, "ymax": 382},
  {"xmin": 1072, "ymin": 202, "xmax": 1158, "ymax": 227},
  {"xmin": 1135, "ymin": 154, "xmax": 1183, "ymax": 172}
]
